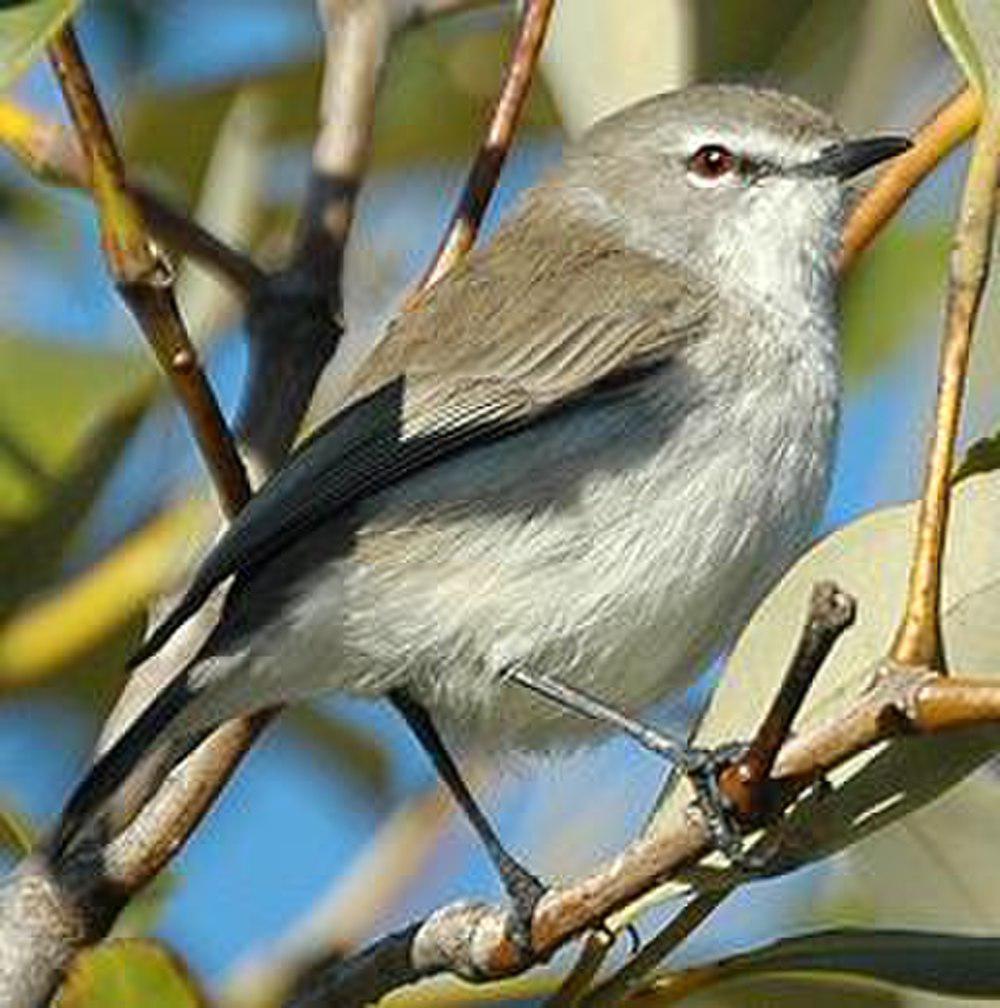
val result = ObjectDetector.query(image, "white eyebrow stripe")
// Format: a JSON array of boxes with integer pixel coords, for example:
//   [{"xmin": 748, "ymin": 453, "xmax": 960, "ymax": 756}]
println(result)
[{"xmin": 676, "ymin": 126, "xmax": 825, "ymax": 166}]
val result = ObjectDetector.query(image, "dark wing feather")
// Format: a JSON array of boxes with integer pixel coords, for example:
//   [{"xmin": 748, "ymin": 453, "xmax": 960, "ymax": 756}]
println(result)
[{"xmin": 130, "ymin": 196, "xmax": 712, "ymax": 669}]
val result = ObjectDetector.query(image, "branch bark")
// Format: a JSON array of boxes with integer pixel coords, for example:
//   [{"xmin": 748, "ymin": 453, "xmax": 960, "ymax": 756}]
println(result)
[
  {"xmin": 890, "ymin": 98, "xmax": 1000, "ymax": 669},
  {"xmin": 46, "ymin": 24, "xmax": 251, "ymax": 517}
]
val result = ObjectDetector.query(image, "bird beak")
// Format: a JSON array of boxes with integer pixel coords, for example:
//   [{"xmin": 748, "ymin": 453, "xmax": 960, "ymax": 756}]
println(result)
[{"xmin": 794, "ymin": 135, "xmax": 912, "ymax": 180}]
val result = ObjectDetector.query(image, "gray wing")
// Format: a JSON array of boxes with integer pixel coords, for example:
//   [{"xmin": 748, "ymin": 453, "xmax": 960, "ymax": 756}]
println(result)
[{"xmin": 130, "ymin": 195, "xmax": 712, "ymax": 668}]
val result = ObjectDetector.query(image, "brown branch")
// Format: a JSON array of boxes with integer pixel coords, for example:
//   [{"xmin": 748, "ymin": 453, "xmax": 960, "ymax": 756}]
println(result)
[
  {"xmin": 840, "ymin": 87, "xmax": 981, "ymax": 273},
  {"xmin": 46, "ymin": 24, "xmax": 251, "ymax": 517},
  {"xmin": 412, "ymin": 0, "xmax": 555, "ymax": 297},
  {"xmin": 284, "ymin": 586, "xmax": 854, "ymax": 1005},
  {"xmin": 0, "ymin": 97, "xmax": 265, "ymax": 300},
  {"xmin": 890, "ymin": 100, "xmax": 1000, "ymax": 670}
]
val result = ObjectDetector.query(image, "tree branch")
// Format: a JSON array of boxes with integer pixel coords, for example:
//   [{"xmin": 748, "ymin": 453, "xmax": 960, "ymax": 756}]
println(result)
[
  {"xmin": 286, "ymin": 654, "xmax": 1000, "ymax": 1006},
  {"xmin": 890, "ymin": 97, "xmax": 1000, "ymax": 669},
  {"xmin": 46, "ymin": 24, "xmax": 251, "ymax": 517},
  {"xmin": 414, "ymin": 0, "xmax": 554, "ymax": 296}
]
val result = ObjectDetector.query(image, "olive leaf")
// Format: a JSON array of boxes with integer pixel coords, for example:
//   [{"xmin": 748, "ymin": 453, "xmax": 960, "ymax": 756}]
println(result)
[
  {"xmin": 56, "ymin": 940, "xmax": 206, "ymax": 1008},
  {"xmin": 0, "ymin": 0, "xmax": 81, "ymax": 89},
  {"xmin": 926, "ymin": 0, "xmax": 1000, "ymax": 96},
  {"xmin": 648, "ymin": 927, "xmax": 1000, "ymax": 1005}
]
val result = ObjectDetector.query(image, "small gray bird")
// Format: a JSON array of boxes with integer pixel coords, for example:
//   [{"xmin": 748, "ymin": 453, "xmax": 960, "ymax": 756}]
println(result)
[{"xmin": 53, "ymin": 85, "xmax": 907, "ymax": 924}]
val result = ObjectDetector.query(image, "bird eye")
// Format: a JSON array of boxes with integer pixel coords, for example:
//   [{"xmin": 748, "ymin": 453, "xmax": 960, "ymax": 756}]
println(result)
[{"xmin": 686, "ymin": 144, "xmax": 737, "ymax": 183}]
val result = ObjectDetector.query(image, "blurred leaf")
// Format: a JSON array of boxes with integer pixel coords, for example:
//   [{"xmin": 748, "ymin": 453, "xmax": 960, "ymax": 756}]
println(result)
[
  {"xmin": 0, "ymin": 499, "xmax": 208, "ymax": 692},
  {"xmin": 652, "ymin": 928, "xmax": 1000, "ymax": 1004},
  {"xmin": 0, "ymin": 798, "xmax": 34, "ymax": 855},
  {"xmin": 955, "ymin": 429, "xmax": 1000, "ymax": 483},
  {"xmin": 0, "ymin": 334, "xmax": 148, "ymax": 524},
  {"xmin": 542, "ymin": 0, "xmax": 693, "ymax": 136},
  {"xmin": 695, "ymin": 2, "xmax": 823, "ymax": 80},
  {"xmin": 841, "ymin": 222, "xmax": 950, "ymax": 383},
  {"xmin": 125, "ymin": 17, "xmax": 557, "ymax": 201},
  {"xmin": 283, "ymin": 703, "xmax": 392, "ymax": 800},
  {"xmin": 57, "ymin": 939, "xmax": 206, "ymax": 1008},
  {"xmin": 651, "ymin": 472, "xmax": 1000, "ymax": 888},
  {"xmin": 0, "ymin": 0, "xmax": 81, "ymax": 89},
  {"xmin": 633, "ymin": 974, "xmax": 905, "ymax": 1008},
  {"xmin": 927, "ymin": 0, "xmax": 1000, "ymax": 96},
  {"xmin": 0, "ymin": 385, "xmax": 156, "ymax": 618}
]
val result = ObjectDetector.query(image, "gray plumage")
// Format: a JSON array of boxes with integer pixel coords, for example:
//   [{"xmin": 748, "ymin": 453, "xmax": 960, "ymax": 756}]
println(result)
[{"xmin": 54, "ymin": 85, "xmax": 909, "ymax": 854}]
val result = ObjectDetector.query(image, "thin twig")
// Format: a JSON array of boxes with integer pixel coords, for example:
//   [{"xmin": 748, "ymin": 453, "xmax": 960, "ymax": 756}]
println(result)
[
  {"xmin": 719, "ymin": 583, "xmax": 856, "ymax": 818},
  {"xmin": 840, "ymin": 87, "xmax": 981, "ymax": 273},
  {"xmin": 46, "ymin": 24, "xmax": 251, "ymax": 517},
  {"xmin": 413, "ymin": 0, "xmax": 555, "ymax": 296},
  {"xmin": 890, "ymin": 99, "xmax": 1000, "ymax": 670}
]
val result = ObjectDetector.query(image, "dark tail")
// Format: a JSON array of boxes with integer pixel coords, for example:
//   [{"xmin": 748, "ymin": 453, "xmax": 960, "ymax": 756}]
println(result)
[{"xmin": 49, "ymin": 667, "xmax": 200, "ymax": 859}]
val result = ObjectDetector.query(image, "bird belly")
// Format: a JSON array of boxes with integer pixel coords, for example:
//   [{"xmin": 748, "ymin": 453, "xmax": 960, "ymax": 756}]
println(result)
[{"xmin": 321, "ymin": 374, "xmax": 834, "ymax": 751}]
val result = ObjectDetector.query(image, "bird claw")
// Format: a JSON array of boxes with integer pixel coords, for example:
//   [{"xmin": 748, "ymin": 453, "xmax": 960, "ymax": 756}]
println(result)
[{"xmin": 676, "ymin": 742, "xmax": 769, "ymax": 871}]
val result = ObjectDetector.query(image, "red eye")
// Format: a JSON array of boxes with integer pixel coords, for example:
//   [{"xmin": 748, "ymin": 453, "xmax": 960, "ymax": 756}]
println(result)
[{"xmin": 687, "ymin": 144, "xmax": 736, "ymax": 181}]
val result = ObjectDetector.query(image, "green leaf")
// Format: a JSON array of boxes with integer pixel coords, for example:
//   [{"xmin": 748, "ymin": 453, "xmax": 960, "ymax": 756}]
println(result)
[
  {"xmin": 646, "ymin": 974, "xmax": 905, "ymax": 1008},
  {"xmin": 651, "ymin": 472, "xmax": 1000, "ymax": 885},
  {"xmin": 955, "ymin": 429, "xmax": 1000, "ymax": 483},
  {"xmin": 840, "ymin": 222, "xmax": 950, "ymax": 384},
  {"xmin": 686, "ymin": 927, "xmax": 1000, "ymax": 1000},
  {"xmin": 0, "ymin": 335, "xmax": 152, "ymax": 612},
  {"xmin": 833, "ymin": 772, "xmax": 1000, "ymax": 930},
  {"xmin": 56, "ymin": 940, "xmax": 206, "ymax": 1008},
  {"xmin": 0, "ymin": 798, "xmax": 34, "ymax": 855},
  {"xmin": 927, "ymin": 0, "xmax": 1000, "ymax": 96},
  {"xmin": 0, "ymin": 0, "xmax": 81, "ymax": 89},
  {"xmin": 0, "ymin": 334, "xmax": 148, "ymax": 523}
]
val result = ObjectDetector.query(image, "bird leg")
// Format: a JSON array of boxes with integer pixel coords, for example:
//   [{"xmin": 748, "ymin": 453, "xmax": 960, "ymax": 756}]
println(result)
[
  {"xmin": 388, "ymin": 688, "xmax": 547, "ymax": 950},
  {"xmin": 505, "ymin": 668, "xmax": 755, "ymax": 865}
]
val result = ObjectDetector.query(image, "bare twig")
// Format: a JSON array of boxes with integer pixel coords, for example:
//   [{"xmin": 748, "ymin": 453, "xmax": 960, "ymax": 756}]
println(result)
[
  {"xmin": 46, "ymin": 24, "xmax": 251, "ymax": 517},
  {"xmin": 544, "ymin": 930, "xmax": 617, "ymax": 1008},
  {"xmin": 285, "ymin": 586, "xmax": 857, "ymax": 1006},
  {"xmin": 413, "ymin": 0, "xmax": 555, "ymax": 296},
  {"xmin": 840, "ymin": 87, "xmax": 981, "ymax": 273},
  {"xmin": 890, "ymin": 100, "xmax": 1000, "ymax": 670}
]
